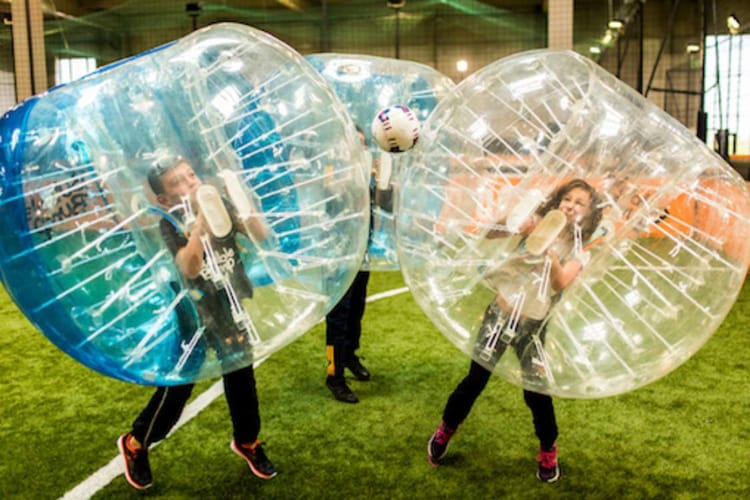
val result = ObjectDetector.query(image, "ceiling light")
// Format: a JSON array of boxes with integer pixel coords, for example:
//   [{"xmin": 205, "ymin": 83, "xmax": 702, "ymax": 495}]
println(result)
[{"xmin": 727, "ymin": 14, "xmax": 741, "ymax": 35}]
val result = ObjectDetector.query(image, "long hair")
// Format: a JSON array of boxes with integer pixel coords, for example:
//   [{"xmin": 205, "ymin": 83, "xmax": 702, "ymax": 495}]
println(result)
[{"xmin": 538, "ymin": 179, "xmax": 602, "ymax": 242}]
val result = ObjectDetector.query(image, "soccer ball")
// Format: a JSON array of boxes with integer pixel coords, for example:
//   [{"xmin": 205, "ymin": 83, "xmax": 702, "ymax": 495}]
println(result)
[{"xmin": 371, "ymin": 104, "xmax": 420, "ymax": 153}]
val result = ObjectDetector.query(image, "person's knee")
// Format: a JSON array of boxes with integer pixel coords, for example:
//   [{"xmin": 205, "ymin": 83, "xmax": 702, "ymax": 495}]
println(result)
[{"xmin": 523, "ymin": 389, "xmax": 552, "ymax": 410}]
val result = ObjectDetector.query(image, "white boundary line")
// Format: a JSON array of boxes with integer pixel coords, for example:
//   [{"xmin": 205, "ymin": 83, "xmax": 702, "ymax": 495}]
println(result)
[
  {"xmin": 60, "ymin": 286, "xmax": 409, "ymax": 500},
  {"xmin": 365, "ymin": 286, "xmax": 409, "ymax": 303}
]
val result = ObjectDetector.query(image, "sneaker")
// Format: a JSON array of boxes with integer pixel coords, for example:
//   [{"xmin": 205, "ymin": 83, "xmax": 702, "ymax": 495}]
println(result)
[
  {"xmin": 117, "ymin": 433, "xmax": 152, "ymax": 490},
  {"xmin": 230, "ymin": 439, "xmax": 278, "ymax": 480},
  {"xmin": 427, "ymin": 421, "xmax": 455, "ymax": 466},
  {"xmin": 346, "ymin": 356, "xmax": 371, "ymax": 381},
  {"xmin": 326, "ymin": 377, "xmax": 359, "ymax": 403},
  {"xmin": 536, "ymin": 443, "xmax": 561, "ymax": 483}
]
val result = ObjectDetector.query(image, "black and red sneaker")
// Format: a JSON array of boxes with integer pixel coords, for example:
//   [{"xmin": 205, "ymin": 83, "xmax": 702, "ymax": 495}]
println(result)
[
  {"xmin": 117, "ymin": 433, "xmax": 153, "ymax": 490},
  {"xmin": 230, "ymin": 439, "xmax": 278, "ymax": 480}
]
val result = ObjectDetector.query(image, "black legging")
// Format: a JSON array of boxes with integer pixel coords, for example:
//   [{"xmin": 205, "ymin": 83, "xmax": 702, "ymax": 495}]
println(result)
[
  {"xmin": 325, "ymin": 270, "xmax": 370, "ymax": 377},
  {"xmin": 441, "ymin": 360, "xmax": 558, "ymax": 450},
  {"xmin": 441, "ymin": 301, "xmax": 558, "ymax": 450},
  {"xmin": 132, "ymin": 364, "xmax": 261, "ymax": 446}
]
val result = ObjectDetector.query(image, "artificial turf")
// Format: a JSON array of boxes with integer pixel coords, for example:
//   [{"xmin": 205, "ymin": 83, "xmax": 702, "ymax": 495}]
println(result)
[{"xmin": 1, "ymin": 271, "xmax": 749, "ymax": 499}]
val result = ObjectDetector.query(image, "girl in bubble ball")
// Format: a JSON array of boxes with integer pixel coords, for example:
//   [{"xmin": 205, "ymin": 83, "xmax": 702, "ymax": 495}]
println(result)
[{"xmin": 427, "ymin": 178, "xmax": 603, "ymax": 483}]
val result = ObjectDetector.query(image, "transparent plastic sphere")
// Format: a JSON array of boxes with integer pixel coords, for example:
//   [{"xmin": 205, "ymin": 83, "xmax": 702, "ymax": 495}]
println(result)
[
  {"xmin": 306, "ymin": 54, "xmax": 454, "ymax": 270},
  {"xmin": 397, "ymin": 49, "xmax": 750, "ymax": 398},
  {"xmin": 0, "ymin": 23, "xmax": 370, "ymax": 385}
]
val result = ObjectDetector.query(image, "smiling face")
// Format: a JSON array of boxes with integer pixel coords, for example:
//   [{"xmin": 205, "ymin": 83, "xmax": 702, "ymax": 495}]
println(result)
[
  {"xmin": 156, "ymin": 161, "xmax": 202, "ymax": 207},
  {"xmin": 558, "ymin": 186, "xmax": 593, "ymax": 225}
]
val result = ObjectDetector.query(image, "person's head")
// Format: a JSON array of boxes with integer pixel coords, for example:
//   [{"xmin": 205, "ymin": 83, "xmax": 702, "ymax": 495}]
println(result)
[
  {"xmin": 148, "ymin": 156, "xmax": 202, "ymax": 207},
  {"xmin": 539, "ymin": 178, "xmax": 602, "ymax": 241}
]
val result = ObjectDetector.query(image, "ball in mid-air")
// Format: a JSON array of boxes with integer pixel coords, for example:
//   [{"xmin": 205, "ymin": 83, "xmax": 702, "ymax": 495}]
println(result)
[
  {"xmin": 371, "ymin": 104, "xmax": 420, "ymax": 153},
  {"xmin": 305, "ymin": 54, "xmax": 455, "ymax": 271}
]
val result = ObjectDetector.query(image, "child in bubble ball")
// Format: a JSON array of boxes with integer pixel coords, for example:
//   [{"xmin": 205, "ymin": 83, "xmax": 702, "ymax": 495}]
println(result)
[
  {"xmin": 118, "ymin": 157, "xmax": 277, "ymax": 490},
  {"xmin": 324, "ymin": 126, "xmax": 378, "ymax": 403},
  {"xmin": 427, "ymin": 178, "xmax": 603, "ymax": 483}
]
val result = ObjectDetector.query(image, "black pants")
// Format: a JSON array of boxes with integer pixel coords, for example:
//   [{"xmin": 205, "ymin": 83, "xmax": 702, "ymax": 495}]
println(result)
[
  {"xmin": 441, "ymin": 302, "xmax": 558, "ymax": 450},
  {"xmin": 442, "ymin": 360, "xmax": 558, "ymax": 450},
  {"xmin": 132, "ymin": 364, "xmax": 260, "ymax": 446},
  {"xmin": 325, "ymin": 270, "xmax": 370, "ymax": 378}
]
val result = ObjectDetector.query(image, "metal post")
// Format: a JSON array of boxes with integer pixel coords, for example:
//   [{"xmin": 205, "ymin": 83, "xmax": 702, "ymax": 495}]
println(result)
[
  {"xmin": 11, "ymin": 0, "xmax": 47, "ymax": 101},
  {"xmin": 697, "ymin": 0, "xmax": 708, "ymax": 141},
  {"xmin": 395, "ymin": 8, "xmax": 401, "ymax": 59},
  {"xmin": 637, "ymin": 1, "xmax": 644, "ymax": 94},
  {"xmin": 186, "ymin": 2, "xmax": 201, "ymax": 32},
  {"xmin": 387, "ymin": 1, "xmax": 405, "ymax": 59},
  {"xmin": 645, "ymin": 0, "xmax": 682, "ymax": 98},
  {"xmin": 321, "ymin": 0, "xmax": 329, "ymax": 51},
  {"xmin": 711, "ymin": 0, "xmax": 723, "ymax": 131}
]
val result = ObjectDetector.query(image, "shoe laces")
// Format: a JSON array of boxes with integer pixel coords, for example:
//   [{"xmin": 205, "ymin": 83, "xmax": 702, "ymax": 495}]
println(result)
[
  {"xmin": 125, "ymin": 436, "xmax": 145, "ymax": 459},
  {"xmin": 240, "ymin": 439, "xmax": 261, "ymax": 455},
  {"xmin": 434, "ymin": 422, "xmax": 455, "ymax": 445},
  {"xmin": 537, "ymin": 444, "xmax": 558, "ymax": 468},
  {"xmin": 244, "ymin": 440, "xmax": 273, "ymax": 468}
]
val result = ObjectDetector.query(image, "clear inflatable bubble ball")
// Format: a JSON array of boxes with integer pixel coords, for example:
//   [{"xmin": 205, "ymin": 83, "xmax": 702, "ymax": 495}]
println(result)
[
  {"xmin": 0, "ymin": 23, "xmax": 370, "ymax": 385},
  {"xmin": 397, "ymin": 49, "xmax": 750, "ymax": 398},
  {"xmin": 306, "ymin": 53, "xmax": 455, "ymax": 270}
]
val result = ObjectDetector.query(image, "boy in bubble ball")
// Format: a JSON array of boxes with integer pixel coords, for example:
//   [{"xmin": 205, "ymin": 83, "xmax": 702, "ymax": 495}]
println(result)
[
  {"xmin": 118, "ymin": 157, "xmax": 276, "ymax": 490},
  {"xmin": 427, "ymin": 178, "xmax": 603, "ymax": 483}
]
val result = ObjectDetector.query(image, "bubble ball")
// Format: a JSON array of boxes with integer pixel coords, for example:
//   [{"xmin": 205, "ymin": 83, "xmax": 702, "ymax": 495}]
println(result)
[
  {"xmin": 397, "ymin": 49, "xmax": 750, "ymax": 398},
  {"xmin": 371, "ymin": 104, "xmax": 421, "ymax": 153},
  {"xmin": 306, "ymin": 53, "xmax": 455, "ymax": 270},
  {"xmin": 0, "ymin": 23, "xmax": 370, "ymax": 385}
]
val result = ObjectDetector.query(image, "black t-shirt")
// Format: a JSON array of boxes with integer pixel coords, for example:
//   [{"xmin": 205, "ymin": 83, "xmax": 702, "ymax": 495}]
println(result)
[{"xmin": 160, "ymin": 207, "xmax": 253, "ymax": 326}]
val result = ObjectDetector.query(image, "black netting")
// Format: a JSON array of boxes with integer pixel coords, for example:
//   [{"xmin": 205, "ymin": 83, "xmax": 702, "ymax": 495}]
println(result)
[
  {"xmin": 0, "ymin": 0, "xmax": 746, "ymax": 154},
  {"xmin": 38, "ymin": 0, "xmax": 547, "ymax": 86}
]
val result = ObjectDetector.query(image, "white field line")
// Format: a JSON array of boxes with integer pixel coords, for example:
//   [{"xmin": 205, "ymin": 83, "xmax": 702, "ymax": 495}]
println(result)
[{"xmin": 60, "ymin": 286, "xmax": 409, "ymax": 500}]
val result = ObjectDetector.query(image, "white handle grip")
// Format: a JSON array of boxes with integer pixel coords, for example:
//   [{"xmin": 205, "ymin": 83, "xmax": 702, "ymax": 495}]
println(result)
[
  {"xmin": 196, "ymin": 185, "xmax": 232, "ymax": 239},
  {"xmin": 526, "ymin": 209, "xmax": 567, "ymax": 255},
  {"xmin": 506, "ymin": 188, "xmax": 545, "ymax": 233},
  {"xmin": 219, "ymin": 169, "xmax": 256, "ymax": 220}
]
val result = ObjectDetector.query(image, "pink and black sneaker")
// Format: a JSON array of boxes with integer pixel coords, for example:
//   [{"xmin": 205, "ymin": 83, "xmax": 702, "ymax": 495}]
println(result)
[
  {"xmin": 536, "ymin": 443, "xmax": 561, "ymax": 482},
  {"xmin": 427, "ymin": 420, "xmax": 456, "ymax": 466}
]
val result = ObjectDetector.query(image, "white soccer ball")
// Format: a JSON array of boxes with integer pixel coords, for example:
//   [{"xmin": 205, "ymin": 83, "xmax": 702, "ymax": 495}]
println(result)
[{"xmin": 371, "ymin": 104, "xmax": 420, "ymax": 153}]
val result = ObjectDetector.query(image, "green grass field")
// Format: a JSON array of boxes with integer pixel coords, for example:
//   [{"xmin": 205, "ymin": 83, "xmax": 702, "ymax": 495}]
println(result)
[{"xmin": 1, "ymin": 271, "xmax": 749, "ymax": 499}]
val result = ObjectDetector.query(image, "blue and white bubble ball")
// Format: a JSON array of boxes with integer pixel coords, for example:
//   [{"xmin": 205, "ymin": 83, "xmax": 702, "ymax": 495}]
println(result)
[
  {"xmin": 0, "ymin": 23, "xmax": 370, "ymax": 385},
  {"xmin": 306, "ymin": 54, "xmax": 454, "ymax": 270},
  {"xmin": 398, "ymin": 49, "xmax": 750, "ymax": 398}
]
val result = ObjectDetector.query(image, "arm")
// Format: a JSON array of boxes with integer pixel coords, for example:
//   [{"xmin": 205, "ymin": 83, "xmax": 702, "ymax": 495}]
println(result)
[
  {"xmin": 238, "ymin": 212, "xmax": 268, "ymax": 242},
  {"xmin": 219, "ymin": 169, "xmax": 268, "ymax": 242},
  {"xmin": 487, "ymin": 189, "xmax": 546, "ymax": 239},
  {"xmin": 546, "ymin": 249, "xmax": 583, "ymax": 292},
  {"xmin": 174, "ymin": 214, "xmax": 206, "ymax": 279},
  {"xmin": 486, "ymin": 213, "xmax": 538, "ymax": 239}
]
